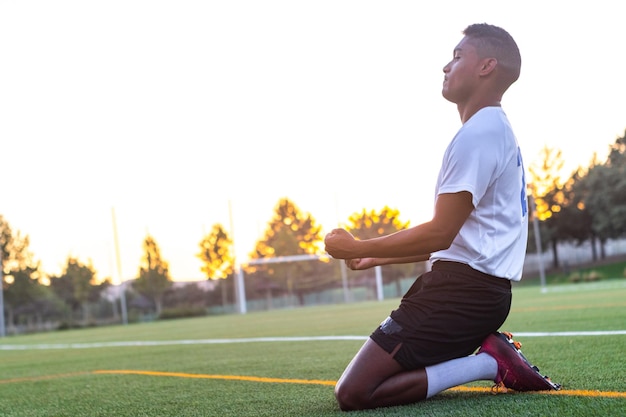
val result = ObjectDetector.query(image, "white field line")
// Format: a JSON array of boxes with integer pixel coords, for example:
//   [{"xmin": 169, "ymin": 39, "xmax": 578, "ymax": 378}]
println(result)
[{"xmin": 1, "ymin": 331, "xmax": 625, "ymax": 351}]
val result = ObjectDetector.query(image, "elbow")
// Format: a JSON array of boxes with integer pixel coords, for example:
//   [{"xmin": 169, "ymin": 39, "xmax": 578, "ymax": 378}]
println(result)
[
  {"xmin": 430, "ymin": 231, "xmax": 457, "ymax": 252},
  {"xmin": 432, "ymin": 238, "xmax": 453, "ymax": 252}
]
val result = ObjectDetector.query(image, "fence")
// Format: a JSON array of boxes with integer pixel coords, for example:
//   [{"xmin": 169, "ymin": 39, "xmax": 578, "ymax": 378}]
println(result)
[{"xmin": 524, "ymin": 237, "xmax": 626, "ymax": 276}]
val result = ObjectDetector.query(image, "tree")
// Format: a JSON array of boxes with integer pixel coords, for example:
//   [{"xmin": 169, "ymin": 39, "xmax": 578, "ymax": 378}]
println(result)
[
  {"xmin": 163, "ymin": 282, "xmax": 209, "ymax": 310},
  {"xmin": 345, "ymin": 206, "xmax": 419, "ymax": 296},
  {"xmin": 557, "ymin": 167, "xmax": 596, "ymax": 256},
  {"xmin": 248, "ymin": 198, "xmax": 330, "ymax": 306},
  {"xmin": 3, "ymin": 266, "xmax": 45, "ymax": 332},
  {"xmin": 346, "ymin": 206, "xmax": 410, "ymax": 240},
  {"xmin": 597, "ymin": 133, "xmax": 626, "ymax": 236},
  {"xmin": 605, "ymin": 132, "xmax": 626, "ymax": 235},
  {"xmin": 197, "ymin": 223, "xmax": 234, "ymax": 308},
  {"xmin": 0, "ymin": 215, "xmax": 37, "ymax": 276},
  {"xmin": 49, "ymin": 257, "xmax": 110, "ymax": 326},
  {"xmin": 0, "ymin": 216, "xmax": 44, "ymax": 332},
  {"xmin": 133, "ymin": 235, "xmax": 172, "ymax": 315},
  {"xmin": 527, "ymin": 145, "xmax": 567, "ymax": 268},
  {"xmin": 581, "ymin": 133, "xmax": 626, "ymax": 255}
]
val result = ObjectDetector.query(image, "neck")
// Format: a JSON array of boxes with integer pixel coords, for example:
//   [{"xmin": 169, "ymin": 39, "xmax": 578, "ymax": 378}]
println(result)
[{"xmin": 457, "ymin": 98, "xmax": 501, "ymax": 124}]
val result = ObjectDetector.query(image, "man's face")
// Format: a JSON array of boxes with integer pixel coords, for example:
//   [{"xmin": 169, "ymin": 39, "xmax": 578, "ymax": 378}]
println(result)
[{"xmin": 442, "ymin": 37, "xmax": 482, "ymax": 104}]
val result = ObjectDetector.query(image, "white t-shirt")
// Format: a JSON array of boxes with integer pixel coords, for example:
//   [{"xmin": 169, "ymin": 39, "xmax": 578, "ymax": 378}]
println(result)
[{"xmin": 430, "ymin": 106, "xmax": 528, "ymax": 281}]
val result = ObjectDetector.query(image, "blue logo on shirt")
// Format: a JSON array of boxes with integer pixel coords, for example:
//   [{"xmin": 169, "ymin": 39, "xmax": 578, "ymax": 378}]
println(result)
[{"xmin": 518, "ymin": 147, "xmax": 528, "ymax": 217}]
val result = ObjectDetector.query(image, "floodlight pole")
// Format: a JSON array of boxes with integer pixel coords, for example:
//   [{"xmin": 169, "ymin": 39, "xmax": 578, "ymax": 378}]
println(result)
[
  {"xmin": 0, "ymin": 251, "xmax": 5, "ymax": 337},
  {"xmin": 111, "ymin": 207, "xmax": 129, "ymax": 324},
  {"xmin": 334, "ymin": 194, "xmax": 351, "ymax": 303}
]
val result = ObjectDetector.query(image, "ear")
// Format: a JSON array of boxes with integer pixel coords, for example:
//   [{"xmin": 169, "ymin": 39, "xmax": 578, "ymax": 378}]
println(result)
[{"xmin": 479, "ymin": 58, "xmax": 498, "ymax": 76}]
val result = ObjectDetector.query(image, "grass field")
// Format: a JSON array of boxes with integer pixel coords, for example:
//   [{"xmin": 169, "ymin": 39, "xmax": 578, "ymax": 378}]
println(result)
[{"xmin": 1, "ymin": 281, "xmax": 625, "ymax": 416}]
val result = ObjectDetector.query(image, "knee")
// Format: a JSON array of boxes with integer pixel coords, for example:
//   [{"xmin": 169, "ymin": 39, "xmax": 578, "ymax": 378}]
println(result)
[{"xmin": 334, "ymin": 380, "xmax": 366, "ymax": 411}]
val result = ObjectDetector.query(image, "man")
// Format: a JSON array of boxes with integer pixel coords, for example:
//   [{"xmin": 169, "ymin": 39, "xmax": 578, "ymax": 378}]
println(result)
[{"xmin": 324, "ymin": 23, "xmax": 560, "ymax": 411}]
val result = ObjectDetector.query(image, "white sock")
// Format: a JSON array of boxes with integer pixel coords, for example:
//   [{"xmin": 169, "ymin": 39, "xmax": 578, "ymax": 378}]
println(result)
[{"xmin": 424, "ymin": 354, "xmax": 497, "ymax": 398}]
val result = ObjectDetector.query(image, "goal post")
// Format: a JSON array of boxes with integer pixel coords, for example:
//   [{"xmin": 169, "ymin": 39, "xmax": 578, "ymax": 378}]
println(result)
[{"xmin": 234, "ymin": 254, "xmax": 385, "ymax": 314}]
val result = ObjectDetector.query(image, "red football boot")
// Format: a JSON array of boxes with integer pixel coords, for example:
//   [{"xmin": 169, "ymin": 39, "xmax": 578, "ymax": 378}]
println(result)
[{"xmin": 478, "ymin": 332, "xmax": 561, "ymax": 392}]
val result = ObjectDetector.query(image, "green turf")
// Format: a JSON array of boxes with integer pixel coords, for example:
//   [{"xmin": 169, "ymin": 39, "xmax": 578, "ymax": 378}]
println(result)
[{"xmin": 1, "ymin": 284, "xmax": 624, "ymax": 416}]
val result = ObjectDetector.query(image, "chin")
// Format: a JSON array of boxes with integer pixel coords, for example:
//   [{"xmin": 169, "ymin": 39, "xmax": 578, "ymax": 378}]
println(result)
[{"xmin": 441, "ymin": 90, "xmax": 455, "ymax": 103}]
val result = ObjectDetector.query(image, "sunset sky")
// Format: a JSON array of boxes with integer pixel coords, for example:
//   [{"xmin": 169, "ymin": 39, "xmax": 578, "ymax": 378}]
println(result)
[{"xmin": 1, "ymin": 1, "xmax": 624, "ymax": 282}]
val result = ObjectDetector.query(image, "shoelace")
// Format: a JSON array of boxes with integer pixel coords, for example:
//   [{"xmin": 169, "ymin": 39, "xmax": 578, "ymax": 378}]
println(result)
[
  {"xmin": 491, "ymin": 381, "xmax": 508, "ymax": 394},
  {"xmin": 491, "ymin": 369, "xmax": 510, "ymax": 394}
]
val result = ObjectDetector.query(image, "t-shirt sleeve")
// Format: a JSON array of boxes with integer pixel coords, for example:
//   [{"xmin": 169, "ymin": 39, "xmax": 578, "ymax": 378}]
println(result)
[{"xmin": 437, "ymin": 131, "xmax": 500, "ymax": 207}]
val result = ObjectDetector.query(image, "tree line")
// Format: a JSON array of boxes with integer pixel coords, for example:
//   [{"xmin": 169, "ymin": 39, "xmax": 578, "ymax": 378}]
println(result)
[
  {"xmin": 0, "ymin": 201, "xmax": 417, "ymax": 333},
  {"xmin": 528, "ymin": 132, "xmax": 626, "ymax": 268},
  {"xmin": 1, "ymin": 130, "xmax": 624, "ymax": 333}
]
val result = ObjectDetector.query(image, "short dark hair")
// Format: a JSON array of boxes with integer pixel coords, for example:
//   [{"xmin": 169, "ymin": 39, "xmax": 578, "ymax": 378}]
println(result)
[{"xmin": 463, "ymin": 23, "xmax": 521, "ymax": 84}]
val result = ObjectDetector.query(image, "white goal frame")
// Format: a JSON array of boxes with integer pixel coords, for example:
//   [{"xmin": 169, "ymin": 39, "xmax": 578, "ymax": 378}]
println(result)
[{"xmin": 233, "ymin": 254, "xmax": 384, "ymax": 314}]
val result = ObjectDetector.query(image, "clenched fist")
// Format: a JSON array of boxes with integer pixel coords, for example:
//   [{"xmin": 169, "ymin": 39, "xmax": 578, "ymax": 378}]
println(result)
[{"xmin": 324, "ymin": 228, "xmax": 357, "ymax": 259}]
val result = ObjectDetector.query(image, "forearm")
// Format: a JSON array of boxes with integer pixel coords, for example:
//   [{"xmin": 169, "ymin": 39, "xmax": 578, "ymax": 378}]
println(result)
[
  {"xmin": 324, "ymin": 193, "xmax": 472, "ymax": 261},
  {"xmin": 372, "ymin": 254, "xmax": 431, "ymax": 266},
  {"xmin": 356, "ymin": 222, "xmax": 450, "ymax": 259}
]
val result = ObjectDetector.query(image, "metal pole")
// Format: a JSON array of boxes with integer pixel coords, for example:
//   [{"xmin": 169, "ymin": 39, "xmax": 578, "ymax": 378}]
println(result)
[
  {"xmin": 0, "ymin": 251, "xmax": 5, "ymax": 337},
  {"xmin": 530, "ymin": 196, "xmax": 547, "ymax": 292},
  {"xmin": 340, "ymin": 261, "xmax": 350, "ymax": 303},
  {"xmin": 334, "ymin": 193, "xmax": 350, "ymax": 303},
  {"xmin": 375, "ymin": 265, "xmax": 384, "ymax": 301},
  {"xmin": 236, "ymin": 267, "xmax": 247, "ymax": 314},
  {"xmin": 229, "ymin": 200, "xmax": 247, "ymax": 314},
  {"xmin": 111, "ymin": 207, "xmax": 128, "ymax": 324}
]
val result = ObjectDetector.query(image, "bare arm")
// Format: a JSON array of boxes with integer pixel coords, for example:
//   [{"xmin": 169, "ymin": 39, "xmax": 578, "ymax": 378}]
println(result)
[
  {"xmin": 325, "ymin": 192, "xmax": 474, "ymax": 262},
  {"xmin": 343, "ymin": 254, "xmax": 430, "ymax": 271}
]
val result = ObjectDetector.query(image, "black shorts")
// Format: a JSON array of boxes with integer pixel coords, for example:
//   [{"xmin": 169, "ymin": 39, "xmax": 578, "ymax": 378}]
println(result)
[{"xmin": 370, "ymin": 261, "xmax": 512, "ymax": 370}]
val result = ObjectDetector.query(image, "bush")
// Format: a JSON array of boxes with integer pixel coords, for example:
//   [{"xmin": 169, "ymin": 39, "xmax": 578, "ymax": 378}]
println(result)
[
  {"xmin": 584, "ymin": 270, "xmax": 604, "ymax": 282},
  {"xmin": 158, "ymin": 307, "xmax": 207, "ymax": 320},
  {"xmin": 568, "ymin": 270, "xmax": 604, "ymax": 283},
  {"xmin": 568, "ymin": 272, "xmax": 582, "ymax": 283},
  {"xmin": 56, "ymin": 321, "xmax": 73, "ymax": 331}
]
